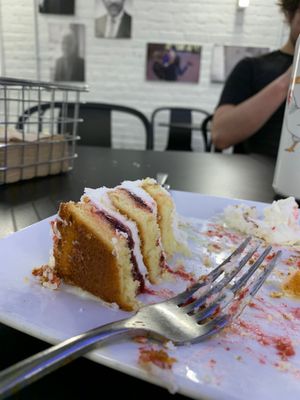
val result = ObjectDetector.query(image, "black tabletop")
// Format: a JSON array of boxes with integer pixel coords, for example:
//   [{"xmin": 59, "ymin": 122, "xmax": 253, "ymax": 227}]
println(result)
[
  {"xmin": 0, "ymin": 146, "xmax": 276, "ymax": 239},
  {"xmin": 0, "ymin": 146, "xmax": 277, "ymax": 399}
]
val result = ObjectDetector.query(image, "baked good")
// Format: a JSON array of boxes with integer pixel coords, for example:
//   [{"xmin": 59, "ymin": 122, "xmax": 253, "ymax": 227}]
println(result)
[
  {"xmin": 49, "ymin": 179, "xmax": 186, "ymax": 310},
  {"xmin": 223, "ymin": 196, "xmax": 300, "ymax": 246},
  {"xmin": 107, "ymin": 180, "xmax": 166, "ymax": 284},
  {"xmin": 140, "ymin": 178, "xmax": 187, "ymax": 257},
  {"xmin": 53, "ymin": 199, "xmax": 147, "ymax": 311}
]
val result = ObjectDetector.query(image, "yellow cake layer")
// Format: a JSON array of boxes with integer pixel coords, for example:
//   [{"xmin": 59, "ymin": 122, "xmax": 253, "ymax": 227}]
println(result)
[
  {"xmin": 54, "ymin": 201, "xmax": 139, "ymax": 311},
  {"xmin": 108, "ymin": 188, "xmax": 166, "ymax": 284}
]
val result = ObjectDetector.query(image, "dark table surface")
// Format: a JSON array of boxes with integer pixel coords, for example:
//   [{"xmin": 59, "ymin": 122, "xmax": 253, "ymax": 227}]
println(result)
[
  {"xmin": 0, "ymin": 146, "xmax": 277, "ymax": 399},
  {"xmin": 1, "ymin": 146, "xmax": 276, "ymax": 239}
]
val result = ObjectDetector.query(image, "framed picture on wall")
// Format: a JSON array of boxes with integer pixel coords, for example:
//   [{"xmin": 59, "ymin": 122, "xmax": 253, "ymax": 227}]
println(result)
[
  {"xmin": 211, "ymin": 44, "xmax": 269, "ymax": 83},
  {"xmin": 95, "ymin": 0, "xmax": 132, "ymax": 39},
  {"xmin": 146, "ymin": 43, "xmax": 201, "ymax": 84},
  {"xmin": 39, "ymin": 0, "xmax": 75, "ymax": 15},
  {"xmin": 48, "ymin": 23, "xmax": 85, "ymax": 82},
  {"xmin": 0, "ymin": 30, "xmax": 3, "ymax": 76}
]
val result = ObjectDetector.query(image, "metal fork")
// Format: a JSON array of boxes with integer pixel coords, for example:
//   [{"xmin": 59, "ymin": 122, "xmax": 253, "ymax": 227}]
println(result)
[
  {"xmin": 0, "ymin": 237, "xmax": 280, "ymax": 399},
  {"xmin": 156, "ymin": 172, "xmax": 170, "ymax": 190}
]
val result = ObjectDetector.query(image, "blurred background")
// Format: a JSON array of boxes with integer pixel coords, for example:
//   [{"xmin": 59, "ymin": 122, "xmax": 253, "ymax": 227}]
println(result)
[{"xmin": 0, "ymin": 0, "xmax": 289, "ymax": 148}]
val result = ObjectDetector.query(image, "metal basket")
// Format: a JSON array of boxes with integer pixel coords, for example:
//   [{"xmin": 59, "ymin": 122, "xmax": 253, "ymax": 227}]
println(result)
[{"xmin": 0, "ymin": 77, "xmax": 88, "ymax": 184}]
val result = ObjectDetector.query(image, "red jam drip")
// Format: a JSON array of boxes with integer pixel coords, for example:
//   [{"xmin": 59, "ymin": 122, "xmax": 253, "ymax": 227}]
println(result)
[
  {"xmin": 238, "ymin": 320, "xmax": 296, "ymax": 361},
  {"xmin": 120, "ymin": 188, "xmax": 153, "ymax": 212},
  {"xmin": 159, "ymin": 252, "xmax": 167, "ymax": 270},
  {"xmin": 93, "ymin": 208, "xmax": 145, "ymax": 292},
  {"xmin": 143, "ymin": 286, "xmax": 175, "ymax": 298},
  {"xmin": 165, "ymin": 264, "xmax": 195, "ymax": 283}
]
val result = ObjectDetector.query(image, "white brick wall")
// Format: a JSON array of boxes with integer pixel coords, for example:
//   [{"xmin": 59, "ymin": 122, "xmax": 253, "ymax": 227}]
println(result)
[{"xmin": 0, "ymin": 0, "xmax": 288, "ymax": 149}]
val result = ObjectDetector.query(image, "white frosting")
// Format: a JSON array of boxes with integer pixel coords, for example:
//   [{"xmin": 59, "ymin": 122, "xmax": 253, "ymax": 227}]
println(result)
[
  {"xmin": 171, "ymin": 204, "xmax": 188, "ymax": 245},
  {"xmin": 83, "ymin": 187, "xmax": 149, "ymax": 282},
  {"xmin": 145, "ymin": 180, "xmax": 187, "ymax": 246},
  {"xmin": 223, "ymin": 197, "xmax": 300, "ymax": 246},
  {"xmin": 52, "ymin": 220, "xmax": 62, "ymax": 240},
  {"xmin": 119, "ymin": 180, "xmax": 157, "ymax": 214},
  {"xmin": 122, "ymin": 179, "xmax": 187, "ymax": 247}
]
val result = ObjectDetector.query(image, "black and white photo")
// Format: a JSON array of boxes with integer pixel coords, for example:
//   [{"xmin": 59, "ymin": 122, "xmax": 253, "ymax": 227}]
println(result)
[
  {"xmin": 49, "ymin": 23, "xmax": 85, "ymax": 82},
  {"xmin": 0, "ymin": 28, "xmax": 3, "ymax": 77},
  {"xmin": 95, "ymin": 0, "xmax": 132, "ymax": 39},
  {"xmin": 39, "ymin": 0, "xmax": 75, "ymax": 15},
  {"xmin": 211, "ymin": 45, "xmax": 269, "ymax": 83}
]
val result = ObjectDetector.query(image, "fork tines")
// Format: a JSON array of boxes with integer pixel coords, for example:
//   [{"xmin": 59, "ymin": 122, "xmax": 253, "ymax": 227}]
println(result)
[{"xmin": 173, "ymin": 236, "xmax": 281, "ymax": 327}]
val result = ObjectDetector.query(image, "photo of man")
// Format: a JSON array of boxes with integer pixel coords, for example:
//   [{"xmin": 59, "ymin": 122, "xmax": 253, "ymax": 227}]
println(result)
[
  {"xmin": 95, "ymin": 0, "xmax": 132, "ymax": 39},
  {"xmin": 49, "ymin": 23, "xmax": 85, "ymax": 82}
]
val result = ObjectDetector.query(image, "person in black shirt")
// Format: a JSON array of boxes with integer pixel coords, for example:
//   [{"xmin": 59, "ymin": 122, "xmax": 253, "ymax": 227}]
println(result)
[{"xmin": 211, "ymin": 0, "xmax": 300, "ymax": 158}]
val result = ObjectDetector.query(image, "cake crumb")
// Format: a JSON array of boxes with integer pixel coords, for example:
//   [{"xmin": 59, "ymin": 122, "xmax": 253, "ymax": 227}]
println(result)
[
  {"xmin": 138, "ymin": 345, "xmax": 178, "ymax": 394},
  {"xmin": 202, "ymin": 255, "xmax": 212, "ymax": 267},
  {"xmin": 133, "ymin": 336, "xmax": 148, "ymax": 344},
  {"xmin": 207, "ymin": 243, "xmax": 222, "ymax": 253},
  {"xmin": 282, "ymin": 312, "xmax": 294, "ymax": 321},
  {"xmin": 139, "ymin": 346, "xmax": 177, "ymax": 370},
  {"xmin": 274, "ymin": 361, "xmax": 290, "ymax": 372},
  {"xmin": 269, "ymin": 291, "xmax": 283, "ymax": 299},
  {"xmin": 164, "ymin": 341, "xmax": 177, "ymax": 351},
  {"xmin": 32, "ymin": 264, "xmax": 61, "ymax": 289},
  {"xmin": 282, "ymin": 270, "xmax": 300, "ymax": 298}
]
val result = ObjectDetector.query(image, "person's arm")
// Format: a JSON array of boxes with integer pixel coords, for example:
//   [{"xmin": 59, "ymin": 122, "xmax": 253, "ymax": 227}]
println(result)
[{"xmin": 212, "ymin": 61, "xmax": 291, "ymax": 150}]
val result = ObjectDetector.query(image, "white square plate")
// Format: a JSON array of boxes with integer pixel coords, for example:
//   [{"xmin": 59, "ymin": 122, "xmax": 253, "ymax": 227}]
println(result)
[{"xmin": 0, "ymin": 191, "xmax": 299, "ymax": 400}]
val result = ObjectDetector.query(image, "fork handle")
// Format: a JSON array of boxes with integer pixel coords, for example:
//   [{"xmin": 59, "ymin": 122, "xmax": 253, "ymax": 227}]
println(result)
[
  {"xmin": 0, "ymin": 318, "xmax": 133, "ymax": 399},
  {"xmin": 156, "ymin": 172, "xmax": 168, "ymax": 186}
]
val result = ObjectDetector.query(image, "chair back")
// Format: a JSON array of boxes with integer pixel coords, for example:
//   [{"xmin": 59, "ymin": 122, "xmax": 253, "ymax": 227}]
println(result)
[
  {"xmin": 18, "ymin": 102, "xmax": 152, "ymax": 150},
  {"xmin": 75, "ymin": 104, "xmax": 112, "ymax": 147},
  {"xmin": 201, "ymin": 113, "xmax": 213, "ymax": 152},
  {"xmin": 151, "ymin": 107, "xmax": 210, "ymax": 152}
]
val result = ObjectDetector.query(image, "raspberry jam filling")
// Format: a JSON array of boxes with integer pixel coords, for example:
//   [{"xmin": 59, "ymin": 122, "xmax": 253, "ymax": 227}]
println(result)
[
  {"xmin": 94, "ymin": 208, "xmax": 145, "ymax": 292},
  {"xmin": 120, "ymin": 188, "xmax": 153, "ymax": 212}
]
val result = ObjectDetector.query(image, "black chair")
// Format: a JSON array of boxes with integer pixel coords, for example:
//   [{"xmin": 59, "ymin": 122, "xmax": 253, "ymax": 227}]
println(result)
[
  {"xmin": 17, "ymin": 102, "xmax": 152, "ymax": 150},
  {"xmin": 151, "ymin": 107, "xmax": 210, "ymax": 152},
  {"xmin": 201, "ymin": 113, "xmax": 213, "ymax": 152}
]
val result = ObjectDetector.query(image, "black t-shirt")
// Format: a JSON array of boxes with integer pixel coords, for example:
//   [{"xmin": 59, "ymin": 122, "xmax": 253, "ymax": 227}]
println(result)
[{"xmin": 218, "ymin": 50, "xmax": 293, "ymax": 158}]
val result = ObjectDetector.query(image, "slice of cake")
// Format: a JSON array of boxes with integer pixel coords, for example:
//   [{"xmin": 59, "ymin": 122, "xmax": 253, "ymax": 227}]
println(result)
[
  {"xmin": 39, "ymin": 178, "xmax": 189, "ymax": 311},
  {"xmin": 140, "ymin": 178, "xmax": 188, "ymax": 258},
  {"xmin": 53, "ymin": 195, "xmax": 149, "ymax": 311},
  {"xmin": 107, "ymin": 180, "xmax": 167, "ymax": 284}
]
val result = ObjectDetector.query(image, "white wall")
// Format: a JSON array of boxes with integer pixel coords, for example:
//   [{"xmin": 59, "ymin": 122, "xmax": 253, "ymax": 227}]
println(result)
[{"xmin": 0, "ymin": 0, "xmax": 287, "ymax": 149}]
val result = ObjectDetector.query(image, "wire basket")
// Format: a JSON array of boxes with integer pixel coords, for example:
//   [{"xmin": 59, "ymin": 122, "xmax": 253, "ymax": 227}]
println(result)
[{"xmin": 0, "ymin": 77, "xmax": 88, "ymax": 184}]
